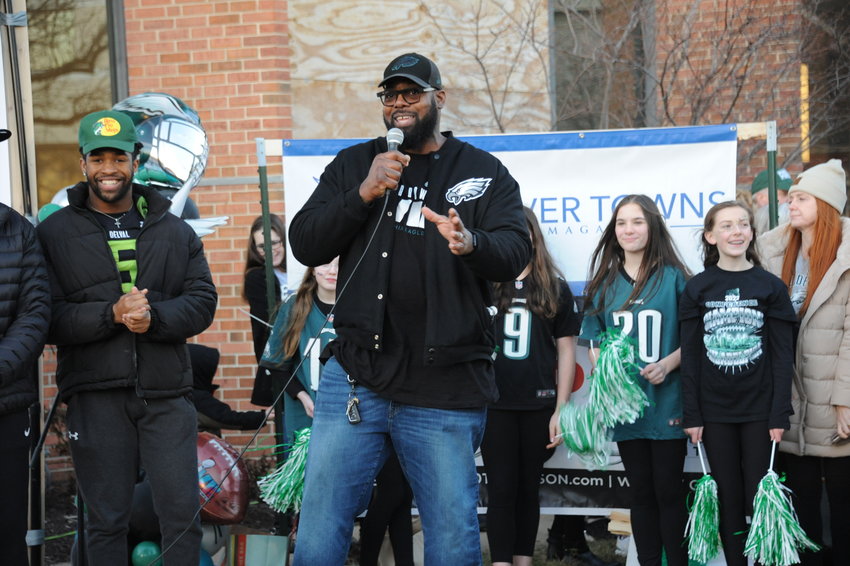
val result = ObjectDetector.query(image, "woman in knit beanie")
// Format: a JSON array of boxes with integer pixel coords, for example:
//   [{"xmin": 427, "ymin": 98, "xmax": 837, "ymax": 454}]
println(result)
[{"xmin": 757, "ymin": 158, "xmax": 850, "ymax": 565}]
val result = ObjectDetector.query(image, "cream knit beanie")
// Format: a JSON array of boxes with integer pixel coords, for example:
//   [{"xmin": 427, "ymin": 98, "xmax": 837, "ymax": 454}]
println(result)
[{"xmin": 789, "ymin": 158, "xmax": 847, "ymax": 214}]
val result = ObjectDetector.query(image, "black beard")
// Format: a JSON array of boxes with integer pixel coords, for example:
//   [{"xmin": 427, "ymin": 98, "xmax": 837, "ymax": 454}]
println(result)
[
  {"xmin": 384, "ymin": 97, "xmax": 439, "ymax": 152},
  {"xmin": 88, "ymin": 177, "xmax": 133, "ymax": 205}
]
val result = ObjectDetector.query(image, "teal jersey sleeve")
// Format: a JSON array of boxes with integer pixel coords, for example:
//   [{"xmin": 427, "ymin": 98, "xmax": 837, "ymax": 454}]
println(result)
[{"xmin": 259, "ymin": 296, "xmax": 295, "ymax": 368}]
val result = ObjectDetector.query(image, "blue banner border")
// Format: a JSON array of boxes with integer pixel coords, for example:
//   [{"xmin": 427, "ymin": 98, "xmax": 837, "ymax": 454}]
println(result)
[{"xmin": 281, "ymin": 124, "xmax": 738, "ymax": 157}]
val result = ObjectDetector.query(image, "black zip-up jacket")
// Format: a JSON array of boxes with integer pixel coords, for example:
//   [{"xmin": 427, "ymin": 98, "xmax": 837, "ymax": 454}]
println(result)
[
  {"xmin": 289, "ymin": 134, "xmax": 530, "ymax": 367},
  {"xmin": 0, "ymin": 204, "xmax": 50, "ymax": 415},
  {"xmin": 37, "ymin": 183, "xmax": 217, "ymax": 400}
]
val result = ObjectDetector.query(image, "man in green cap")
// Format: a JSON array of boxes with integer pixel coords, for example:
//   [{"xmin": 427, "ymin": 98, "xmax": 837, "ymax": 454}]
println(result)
[
  {"xmin": 37, "ymin": 110, "xmax": 217, "ymax": 565},
  {"xmin": 751, "ymin": 167, "xmax": 793, "ymax": 234}
]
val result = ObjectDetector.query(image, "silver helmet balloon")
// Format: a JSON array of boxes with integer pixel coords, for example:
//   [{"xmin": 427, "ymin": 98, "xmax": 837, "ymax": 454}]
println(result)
[{"xmin": 112, "ymin": 93, "xmax": 209, "ymax": 216}]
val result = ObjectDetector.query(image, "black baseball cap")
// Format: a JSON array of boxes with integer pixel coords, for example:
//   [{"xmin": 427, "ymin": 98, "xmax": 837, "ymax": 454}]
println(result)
[
  {"xmin": 379, "ymin": 53, "xmax": 442, "ymax": 90},
  {"xmin": 0, "ymin": 129, "xmax": 10, "ymax": 142}
]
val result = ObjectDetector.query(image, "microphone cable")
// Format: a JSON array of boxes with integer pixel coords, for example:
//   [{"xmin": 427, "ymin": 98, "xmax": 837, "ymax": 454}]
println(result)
[{"xmin": 147, "ymin": 188, "xmax": 396, "ymax": 565}]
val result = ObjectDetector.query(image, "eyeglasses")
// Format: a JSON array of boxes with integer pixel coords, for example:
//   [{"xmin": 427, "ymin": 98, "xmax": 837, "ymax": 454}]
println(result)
[
  {"xmin": 376, "ymin": 87, "xmax": 436, "ymax": 106},
  {"xmin": 255, "ymin": 239, "xmax": 282, "ymax": 252}
]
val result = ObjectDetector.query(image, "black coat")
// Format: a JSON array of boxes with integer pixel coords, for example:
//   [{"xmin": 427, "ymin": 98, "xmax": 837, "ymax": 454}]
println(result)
[
  {"xmin": 37, "ymin": 183, "xmax": 217, "ymax": 400},
  {"xmin": 0, "ymin": 204, "xmax": 50, "ymax": 415},
  {"xmin": 243, "ymin": 266, "xmax": 281, "ymax": 362},
  {"xmin": 289, "ymin": 134, "xmax": 530, "ymax": 367}
]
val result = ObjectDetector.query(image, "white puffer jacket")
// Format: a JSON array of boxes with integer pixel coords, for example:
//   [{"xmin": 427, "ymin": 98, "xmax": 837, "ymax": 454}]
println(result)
[{"xmin": 758, "ymin": 219, "xmax": 850, "ymax": 457}]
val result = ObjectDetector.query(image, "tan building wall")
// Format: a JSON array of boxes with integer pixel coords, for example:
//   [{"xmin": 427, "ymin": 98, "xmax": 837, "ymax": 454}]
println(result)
[{"xmin": 288, "ymin": 0, "xmax": 552, "ymax": 138}]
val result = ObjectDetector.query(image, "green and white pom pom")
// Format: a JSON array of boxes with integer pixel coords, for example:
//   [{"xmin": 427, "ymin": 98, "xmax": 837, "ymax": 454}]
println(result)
[
  {"xmin": 684, "ymin": 442, "xmax": 721, "ymax": 563},
  {"xmin": 258, "ymin": 427, "xmax": 311, "ymax": 513},
  {"xmin": 744, "ymin": 442, "xmax": 819, "ymax": 566},
  {"xmin": 589, "ymin": 329, "xmax": 649, "ymax": 428},
  {"xmin": 558, "ymin": 401, "xmax": 612, "ymax": 470}
]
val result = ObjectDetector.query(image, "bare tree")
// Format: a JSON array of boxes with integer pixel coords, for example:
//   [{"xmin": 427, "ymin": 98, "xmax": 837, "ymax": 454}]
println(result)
[
  {"xmin": 418, "ymin": 0, "xmax": 552, "ymax": 133},
  {"xmin": 421, "ymin": 0, "xmax": 850, "ymax": 172},
  {"xmin": 28, "ymin": 0, "xmax": 111, "ymax": 128}
]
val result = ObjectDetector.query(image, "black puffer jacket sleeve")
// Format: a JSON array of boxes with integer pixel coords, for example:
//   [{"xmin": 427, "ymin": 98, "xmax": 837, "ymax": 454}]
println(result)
[{"xmin": 0, "ymin": 205, "xmax": 50, "ymax": 414}]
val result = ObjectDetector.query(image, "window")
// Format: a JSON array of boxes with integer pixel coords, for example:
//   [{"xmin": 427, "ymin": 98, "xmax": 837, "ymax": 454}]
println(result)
[{"xmin": 28, "ymin": 0, "xmax": 127, "ymax": 206}]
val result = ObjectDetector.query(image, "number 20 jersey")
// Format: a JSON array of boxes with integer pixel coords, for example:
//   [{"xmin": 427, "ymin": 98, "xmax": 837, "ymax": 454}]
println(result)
[{"xmin": 581, "ymin": 266, "xmax": 687, "ymax": 441}]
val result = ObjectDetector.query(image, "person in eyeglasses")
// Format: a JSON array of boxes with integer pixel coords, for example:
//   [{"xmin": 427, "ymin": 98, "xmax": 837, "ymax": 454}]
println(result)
[
  {"xmin": 243, "ymin": 214, "xmax": 289, "ymax": 363},
  {"xmin": 288, "ymin": 52, "xmax": 530, "ymax": 565}
]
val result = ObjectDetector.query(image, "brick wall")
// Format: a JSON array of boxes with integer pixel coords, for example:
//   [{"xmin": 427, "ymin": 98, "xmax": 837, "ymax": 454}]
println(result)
[
  {"xmin": 123, "ymin": 0, "xmax": 292, "ymax": 453},
  {"xmin": 656, "ymin": 0, "xmax": 805, "ymax": 183}
]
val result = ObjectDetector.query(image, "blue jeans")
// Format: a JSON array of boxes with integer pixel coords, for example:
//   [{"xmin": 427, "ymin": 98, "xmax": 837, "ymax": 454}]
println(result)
[{"xmin": 293, "ymin": 357, "xmax": 486, "ymax": 566}]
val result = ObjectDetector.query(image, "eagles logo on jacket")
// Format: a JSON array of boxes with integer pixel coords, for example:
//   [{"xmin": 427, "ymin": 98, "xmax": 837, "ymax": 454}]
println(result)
[{"xmin": 288, "ymin": 133, "xmax": 530, "ymax": 367}]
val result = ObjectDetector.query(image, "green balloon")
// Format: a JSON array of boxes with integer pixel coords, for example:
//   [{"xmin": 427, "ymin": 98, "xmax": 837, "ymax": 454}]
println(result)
[{"xmin": 131, "ymin": 541, "xmax": 163, "ymax": 566}]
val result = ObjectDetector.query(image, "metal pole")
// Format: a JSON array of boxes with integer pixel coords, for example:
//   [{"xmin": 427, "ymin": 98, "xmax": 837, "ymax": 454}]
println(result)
[
  {"xmin": 766, "ymin": 121, "xmax": 778, "ymax": 229},
  {"xmin": 27, "ymin": 401, "xmax": 43, "ymax": 566},
  {"xmin": 256, "ymin": 138, "xmax": 276, "ymax": 317}
]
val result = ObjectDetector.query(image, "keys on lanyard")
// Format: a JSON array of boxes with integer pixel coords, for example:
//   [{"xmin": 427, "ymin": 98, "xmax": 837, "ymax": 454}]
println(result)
[{"xmin": 346, "ymin": 374, "xmax": 361, "ymax": 425}]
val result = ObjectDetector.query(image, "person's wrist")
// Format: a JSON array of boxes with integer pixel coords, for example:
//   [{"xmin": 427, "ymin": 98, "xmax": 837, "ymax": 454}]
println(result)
[{"xmin": 466, "ymin": 230, "xmax": 478, "ymax": 255}]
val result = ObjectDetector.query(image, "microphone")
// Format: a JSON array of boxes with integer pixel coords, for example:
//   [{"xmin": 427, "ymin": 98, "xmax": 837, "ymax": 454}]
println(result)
[{"xmin": 386, "ymin": 128, "xmax": 404, "ymax": 152}]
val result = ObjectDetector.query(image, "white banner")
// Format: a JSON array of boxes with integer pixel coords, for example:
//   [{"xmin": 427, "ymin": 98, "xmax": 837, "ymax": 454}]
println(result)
[{"xmin": 280, "ymin": 124, "xmax": 739, "ymax": 512}]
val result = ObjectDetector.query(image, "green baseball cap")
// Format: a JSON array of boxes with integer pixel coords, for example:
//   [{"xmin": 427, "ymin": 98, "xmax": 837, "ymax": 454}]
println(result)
[
  {"xmin": 750, "ymin": 168, "xmax": 793, "ymax": 194},
  {"xmin": 78, "ymin": 110, "xmax": 138, "ymax": 155}
]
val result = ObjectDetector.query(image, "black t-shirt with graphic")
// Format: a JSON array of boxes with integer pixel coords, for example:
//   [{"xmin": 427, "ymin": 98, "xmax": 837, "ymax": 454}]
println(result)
[
  {"xmin": 679, "ymin": 265, "xmax": 797, "ymax": 429},
  {"xmin": 334, "ymin": 153, "xmax": 495, "ymax": 408},
  {"xmin": 89, "ymin": 202, "xmax": 143, "ymax": 292},
  {"xmin": 492, "ymin": 280, "xmax": 581, "ymax": 410}
]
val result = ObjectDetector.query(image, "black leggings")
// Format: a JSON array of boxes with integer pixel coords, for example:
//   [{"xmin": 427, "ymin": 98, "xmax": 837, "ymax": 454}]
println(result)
[
  {"xmin": 358, "ymin": 449, "xmax": 414, "ymax": 566},
  {"xmin": 702, "ymin": 420, "xmax": 772, "ymax": 566},
  {"xmin": 0, "ymin": 409, "xmax": 29, "ymax": 566},
  {"xmin": 618, "ymin": 438, "xmax": 688, "ymax": 566},
  {"xmin": 480, "ymin": 407, "xmax": 553, "ymax": 562},
  {"xmin": 777, "ymin": 452, "xmax": 850, "ymax": 566}
]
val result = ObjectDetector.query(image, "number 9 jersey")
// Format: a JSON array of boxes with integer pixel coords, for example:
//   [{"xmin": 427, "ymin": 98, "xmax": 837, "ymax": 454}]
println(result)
[
  {"xmin": 580, "ymin": 265, "xmax": 688, "ymax": 441},
  {"xmin": 492, "ymin": 280, "xmax": 581, "ymax": 410}
]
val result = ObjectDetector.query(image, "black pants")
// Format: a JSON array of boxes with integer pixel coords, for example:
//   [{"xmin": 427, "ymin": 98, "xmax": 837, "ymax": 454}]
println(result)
[
  {"xmin": 618, "ymin": 438, "xmax": 688, "ymax": 566},
  {"xmin": 358, "ymin": 449, "xmax": 414, "ymax": 566},
  {"xmin": 778, "ymin": 452, "xmax": 850, "ymax": 566},
  {"xmin": 67, "ymin": 389, "xmax": 202, "ymax": 566},
  {"xmin": 0, "ymin": 408, "xmax": 30, "ymax": 566},
  {"xmin": 702, "ymin": 420, "xmax": 771, "ymax": 566},
  {"xmin": 480, "ymin": 407, "xmax": 552, "ymax": 562}
]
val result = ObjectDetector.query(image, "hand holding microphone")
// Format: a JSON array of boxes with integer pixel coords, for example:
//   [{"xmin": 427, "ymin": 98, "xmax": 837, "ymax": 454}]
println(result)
[{"xmin": 359, "ymin": 128, "xmax": 410, "ymax": 203}]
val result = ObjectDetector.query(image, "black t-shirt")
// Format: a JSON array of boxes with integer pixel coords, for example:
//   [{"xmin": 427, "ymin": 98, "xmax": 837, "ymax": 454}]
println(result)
[
  {"xmin": 89, "ymin": 201, "xmax": 144, "ymax": 292},
  {"xmin": 679, "ymin": 265, "xmax": 797, "ymax": 428},
  {"xmin": 492, "ymin": 280, "xmax": 581, "ymax": 410},
  {"xmin": 333, "ymin": 153, "xmax": 495, "ymax": 409}
]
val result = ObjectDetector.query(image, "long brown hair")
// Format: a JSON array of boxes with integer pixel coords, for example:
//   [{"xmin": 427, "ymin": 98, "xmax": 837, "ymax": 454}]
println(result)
[
  {"xmin": 780, "ymin": 198, "xmax": 842, "ymax": 317},
  {"xmin": 281, "ymin": 268, "xmax": 319, "ymax": 359},
  {"xmin": 584, "ymin": 194, "xmax": 689, "ymax": 313},
  {"xmin": 701, "ymin": 201, "xmax": 761, "ymax": 267},
  {"xmin": 492, "ymin": 207, "xmax": 564, "ymax": 318},
  {"xmin": 242, "ymin": 214, "xmax": 286, "ymax": 301}
]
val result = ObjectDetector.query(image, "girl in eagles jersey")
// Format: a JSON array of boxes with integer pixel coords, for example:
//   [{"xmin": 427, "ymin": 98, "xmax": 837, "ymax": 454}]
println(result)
[
  {"xmin": 480, "ymin": 207, "xmax": 582, "ymax": 566},
  {"xmin": 260, "ymin": 257, "xmax": 338, "ymax": 444},
  {"xmin": 680, "ymin": 201, "xmax": 795, "ymax": 566},
  {"xmin": 582, "ymin": 195, "xmax": 690, "ymax": 566}
]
